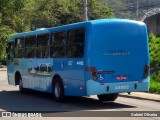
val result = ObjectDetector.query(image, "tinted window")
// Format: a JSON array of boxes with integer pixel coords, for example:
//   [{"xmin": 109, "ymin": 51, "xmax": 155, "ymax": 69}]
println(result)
[
  {"xmin": 51, "ymin": 32, "xmax": 65, "ymax": 45},
  {"xmin": 50, "ymin": 31, "xmax": 66, "ymax": 58},
  {"xmin": 67, "ymin": 28, "xmax": 85, "ymax": 44},
  {"xmin": 25, "ymin": 35, "xmax": 36, "ymax": 47},
  {"xmin": 15, "ymin": 49, "xmax": 24, "ymax": 58},
  {"xmin": 15, "ymin": 37, "xmax": 24, "ymax": 48},
  {"xmin": 37, "ymin": 34, "xmax": 49, "ymax": 46},
  {"xmin": 37, "ymin": 33, "xmax": 49, "ymax": 58},
  {"xmin": 25, "ymin": 48, "xmax": 36, "ymax": 58},
  {"xmin": 50, "ymin": 45, "xmax": 65, "ymax": 58},
  {"xmin": 66, "ymin": 44, "xmax": 84, "ymax": 58},
  {"xmin": 25, "ymin": 35, "xmax": 36, "ymax": 58},
  {"xmin": 15, "ymin": 37, "xmax": 24, "ymax": 58},
  {"xmin": 66, "ymin": 28, "xmax": 85, "ymax": 58},
  {"xmin": 37, "ymin": 46, "xmax": 49, "ymax": 58}
]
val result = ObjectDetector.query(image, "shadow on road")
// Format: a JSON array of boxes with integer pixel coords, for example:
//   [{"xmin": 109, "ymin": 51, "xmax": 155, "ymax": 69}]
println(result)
[{"xmin": 0, "ymin": 90, "xmax": 136, "ymax": 112}]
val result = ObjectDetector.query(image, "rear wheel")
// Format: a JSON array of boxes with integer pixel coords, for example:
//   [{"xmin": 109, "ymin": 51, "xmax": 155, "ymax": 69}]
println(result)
[
  {"xmin": 19, "ymin": 77, "xmax": 26, "ymax": 94},
  {"xmin": 53, "ymin": 78, "xmax": 65, "ymax": 102},
  {"xmin": 97, "ymin": 93, "xmax": 118, "ymax": 102}
]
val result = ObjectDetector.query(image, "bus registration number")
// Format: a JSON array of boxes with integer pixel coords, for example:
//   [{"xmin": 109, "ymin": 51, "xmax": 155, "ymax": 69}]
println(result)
[{"xmin": 115, "ymin": 85, "xmax": 129, "ymax": 90}]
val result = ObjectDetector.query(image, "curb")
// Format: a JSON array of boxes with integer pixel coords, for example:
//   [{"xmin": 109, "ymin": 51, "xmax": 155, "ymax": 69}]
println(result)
[
  {"xmin": 0, "ymin": 68, "xmax": 7, "ymax": 71},
  {"xmin": 119, "ymin": 92, "xmax": 160, "ymax": 102}
]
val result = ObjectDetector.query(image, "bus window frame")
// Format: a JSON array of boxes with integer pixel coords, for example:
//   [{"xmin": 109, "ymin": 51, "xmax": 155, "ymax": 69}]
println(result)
[
  {"xmin": 37, "ymin": 33, "xmax": 50, "ymax": 58},
  {"xmin": 50, "ymin": 31, "xmax": 66, "ymax": 58},
  {"xmin": 24, "ymin": 35, "xmax": 37, "ymax": 58},
  {"xmin": 14, "ymin": 37, "xmax": 25, "ymax": 58},
  {"xmin": 66, "ymin": 27, "xmax": 85, "ymax": 58}
]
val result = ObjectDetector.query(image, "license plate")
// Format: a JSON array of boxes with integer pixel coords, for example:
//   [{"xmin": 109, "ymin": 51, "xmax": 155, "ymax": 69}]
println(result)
[
  {"xmin": 116, "ymin": 75, "xmax": 127, "ymax": 80},
  {"xmin": 115, "ymin": 85, "xmax": 129, "ymax": 90}
]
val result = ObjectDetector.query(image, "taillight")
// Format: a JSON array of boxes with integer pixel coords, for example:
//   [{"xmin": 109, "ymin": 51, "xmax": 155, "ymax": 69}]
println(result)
[
  {"xmin": 144, "ymin": 65, "xmax": 150, "ymax": 78},
  {"xmin": 92, "ymin": 71, "xmax": 98, "ymax": 81},
  {"xmin": 86, "ymin": 66, "xmax": 98, "ymax": 81}
]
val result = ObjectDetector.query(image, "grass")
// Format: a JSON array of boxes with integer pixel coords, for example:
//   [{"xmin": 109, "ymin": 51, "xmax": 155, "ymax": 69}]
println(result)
[{"xmin": 149, "ymin": 73, "xmax": 160, "ymax": 94}]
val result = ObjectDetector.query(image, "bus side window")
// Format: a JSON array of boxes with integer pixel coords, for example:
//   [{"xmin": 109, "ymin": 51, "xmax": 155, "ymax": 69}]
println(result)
[
  {"xmin": 66, "ymin": 28, "xmax": 85, "ymax": 58},
  {"xmin": 15, "ymin": 37, "xmax": 24, "ymax": 58},
  {"xmin": 25, "ymin": 35, "xmax": 36, "ymax": 58},
  {"xmin": 37, "ymin": 33, "xmax": 49, "ymax": 58},
  {"xmin": 50, "ymin": 31, "xmax": 65, "ymax": 58}
]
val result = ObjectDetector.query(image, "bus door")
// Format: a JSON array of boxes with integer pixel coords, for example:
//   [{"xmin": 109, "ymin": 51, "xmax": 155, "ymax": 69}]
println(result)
[{"xmin": 6, "ymin": 42, "xmax": 15, "ymax": 85}]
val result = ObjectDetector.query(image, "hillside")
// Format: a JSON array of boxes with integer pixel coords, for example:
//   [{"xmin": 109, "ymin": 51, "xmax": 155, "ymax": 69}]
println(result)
[{"xmin": 98, "ymin": 0, "xmax": 160, "ymax": 20}]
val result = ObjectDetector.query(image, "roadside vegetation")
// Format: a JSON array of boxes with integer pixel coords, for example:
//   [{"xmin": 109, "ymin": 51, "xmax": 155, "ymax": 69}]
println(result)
[{"xmin": 149, "ymin": 34, "xmax": 160, "ymax": 94}]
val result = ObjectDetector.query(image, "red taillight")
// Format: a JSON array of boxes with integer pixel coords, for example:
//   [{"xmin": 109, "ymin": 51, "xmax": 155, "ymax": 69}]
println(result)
[
  {"xmin": 92, "ymin": 72, "xmax": 97, "ymax": 76},
  {"xmin": 144, "ymin": 65, "xmax": 150, "ymax": 78},
  {"xmin": 86, "ymin": 66, "xmax": 98, "ymax": 81},
  {"xmin": 91, "ymin": 67, "xmax": 96, "ymax": 73},
  {"xmin": 86, "ymin": 67, "xmax": 96, "ymax": 72}
]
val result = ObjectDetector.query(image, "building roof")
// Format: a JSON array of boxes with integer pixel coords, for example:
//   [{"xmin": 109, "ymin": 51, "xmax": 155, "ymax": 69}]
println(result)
[{"xmin": 141, "ymin": 8, "xmax": 160, "ymax": 21}]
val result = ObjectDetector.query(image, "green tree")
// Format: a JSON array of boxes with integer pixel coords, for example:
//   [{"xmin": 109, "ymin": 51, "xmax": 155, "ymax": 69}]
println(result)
[
  {"xmin": 149, "ymin": 34, "xmax": 160, "ymax": 94},
  {"xmin": 0, "ymin": 0, "xmax": 27, "ymax": 32},
  {"xmin": 0, "ymin": 0, "xmax": 114, "ymax": 62},
  {"xmin": 0, "ymin": 25, "xmax": 16, "ymax": 63},
  {"xmin": 149, "ymin": 34, "xmax": 160, "ymax": 70},
  {"xmin": 30, "ymin": 0, "xmax": 114, "ymax": 29}
]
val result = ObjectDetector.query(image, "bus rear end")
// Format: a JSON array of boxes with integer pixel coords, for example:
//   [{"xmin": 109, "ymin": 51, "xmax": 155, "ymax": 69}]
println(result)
[{"xmin": 85, "ymin": 19, "xmax": 149, "ymax": 101}]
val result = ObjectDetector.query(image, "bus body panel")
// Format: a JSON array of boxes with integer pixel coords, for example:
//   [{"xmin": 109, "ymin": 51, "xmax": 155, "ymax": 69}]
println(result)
[
  {"xmin": 85, "ymin": 19, "xmax": 149, "ymax": 95},
  {"xmin": 7, "ymin": 22, "xmax": 88, "ymax": 96},
  {"xmin": 53, "ymin": 58, "xmax": 86, "ymax": 96},
  {"xmin": 86, "ymin": 77, "xmax": 149, "ymax": 95}
]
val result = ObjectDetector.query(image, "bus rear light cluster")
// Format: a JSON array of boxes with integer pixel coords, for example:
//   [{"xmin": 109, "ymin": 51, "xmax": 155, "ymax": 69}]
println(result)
[
  {"xmin": 86, "ymin": 66, "xmax": 98, "ymax": 81},
  {"xmin": 144, "ymin": 65, "xmax": 150, "ymax": 78}
]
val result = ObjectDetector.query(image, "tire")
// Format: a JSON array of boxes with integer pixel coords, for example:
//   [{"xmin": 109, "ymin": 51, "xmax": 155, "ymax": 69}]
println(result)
[
  {"xmin": 19, "ymin": 77, "xmax": 26, "ymax": 94},
  {"xmin": 97, "ymin": 93, "xmax": 118, "ymax": 102},
  {"xmin": 53, "ymin": 78, "xmax": 65, "ymax": 102}
]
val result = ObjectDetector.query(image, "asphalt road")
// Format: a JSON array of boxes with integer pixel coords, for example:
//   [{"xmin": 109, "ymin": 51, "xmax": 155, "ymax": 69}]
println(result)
[{"xmin": 0, "ymin": 70, "xmax": 160, "ymax": 120}]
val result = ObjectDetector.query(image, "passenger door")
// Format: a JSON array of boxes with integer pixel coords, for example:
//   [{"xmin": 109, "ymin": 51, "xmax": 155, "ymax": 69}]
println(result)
[{"xmin": 6, "ymin": 42, "xmax": 15, "ymax": 85}]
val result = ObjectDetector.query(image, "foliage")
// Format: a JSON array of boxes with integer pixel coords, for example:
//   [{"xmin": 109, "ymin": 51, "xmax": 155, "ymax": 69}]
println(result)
[
  {"xmin": 0, "ymin": 0, "xmax": 27, "ymax": 32},
  {"xmin": 0, "ymin": 0, "xmax": 114, "ymax": 30},
  {"xmin": 29, "ymin": 0, "xmax": 114, "ymax": 29},
  {"xmin": 0, "ymin": 0, "xmax": 114, "ymax": 62},
  {"xmin": 0, "ymin": 25, "xmax": 16, "ymax": 63},
  {"xmin": 149, "ymin": 34, "xmax": 160, "ymax": 70},
  {"xmin": 150, "ymin": 73, "xmax": 160, "ymax": 94},
  {"xmin": 148, "ymin": 34, "xmax": 160, "ymax": 94}
]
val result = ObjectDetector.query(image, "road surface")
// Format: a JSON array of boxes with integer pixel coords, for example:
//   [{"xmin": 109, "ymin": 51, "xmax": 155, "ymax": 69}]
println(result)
[{"xmin": 0, "ymin": 70, "xmax": 159, "ymax": 120}]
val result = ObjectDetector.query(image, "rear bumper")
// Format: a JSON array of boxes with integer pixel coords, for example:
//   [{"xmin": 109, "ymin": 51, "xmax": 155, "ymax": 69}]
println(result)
[{"xmin": 86, "ymin": 77, "xmax": 150, "ymax": 95}]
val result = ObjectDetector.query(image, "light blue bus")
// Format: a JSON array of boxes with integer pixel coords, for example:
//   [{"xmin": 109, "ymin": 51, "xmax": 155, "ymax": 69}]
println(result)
[{"xmin": 6, "ymin": 19, "xmax": 150, "ymax": 102}]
